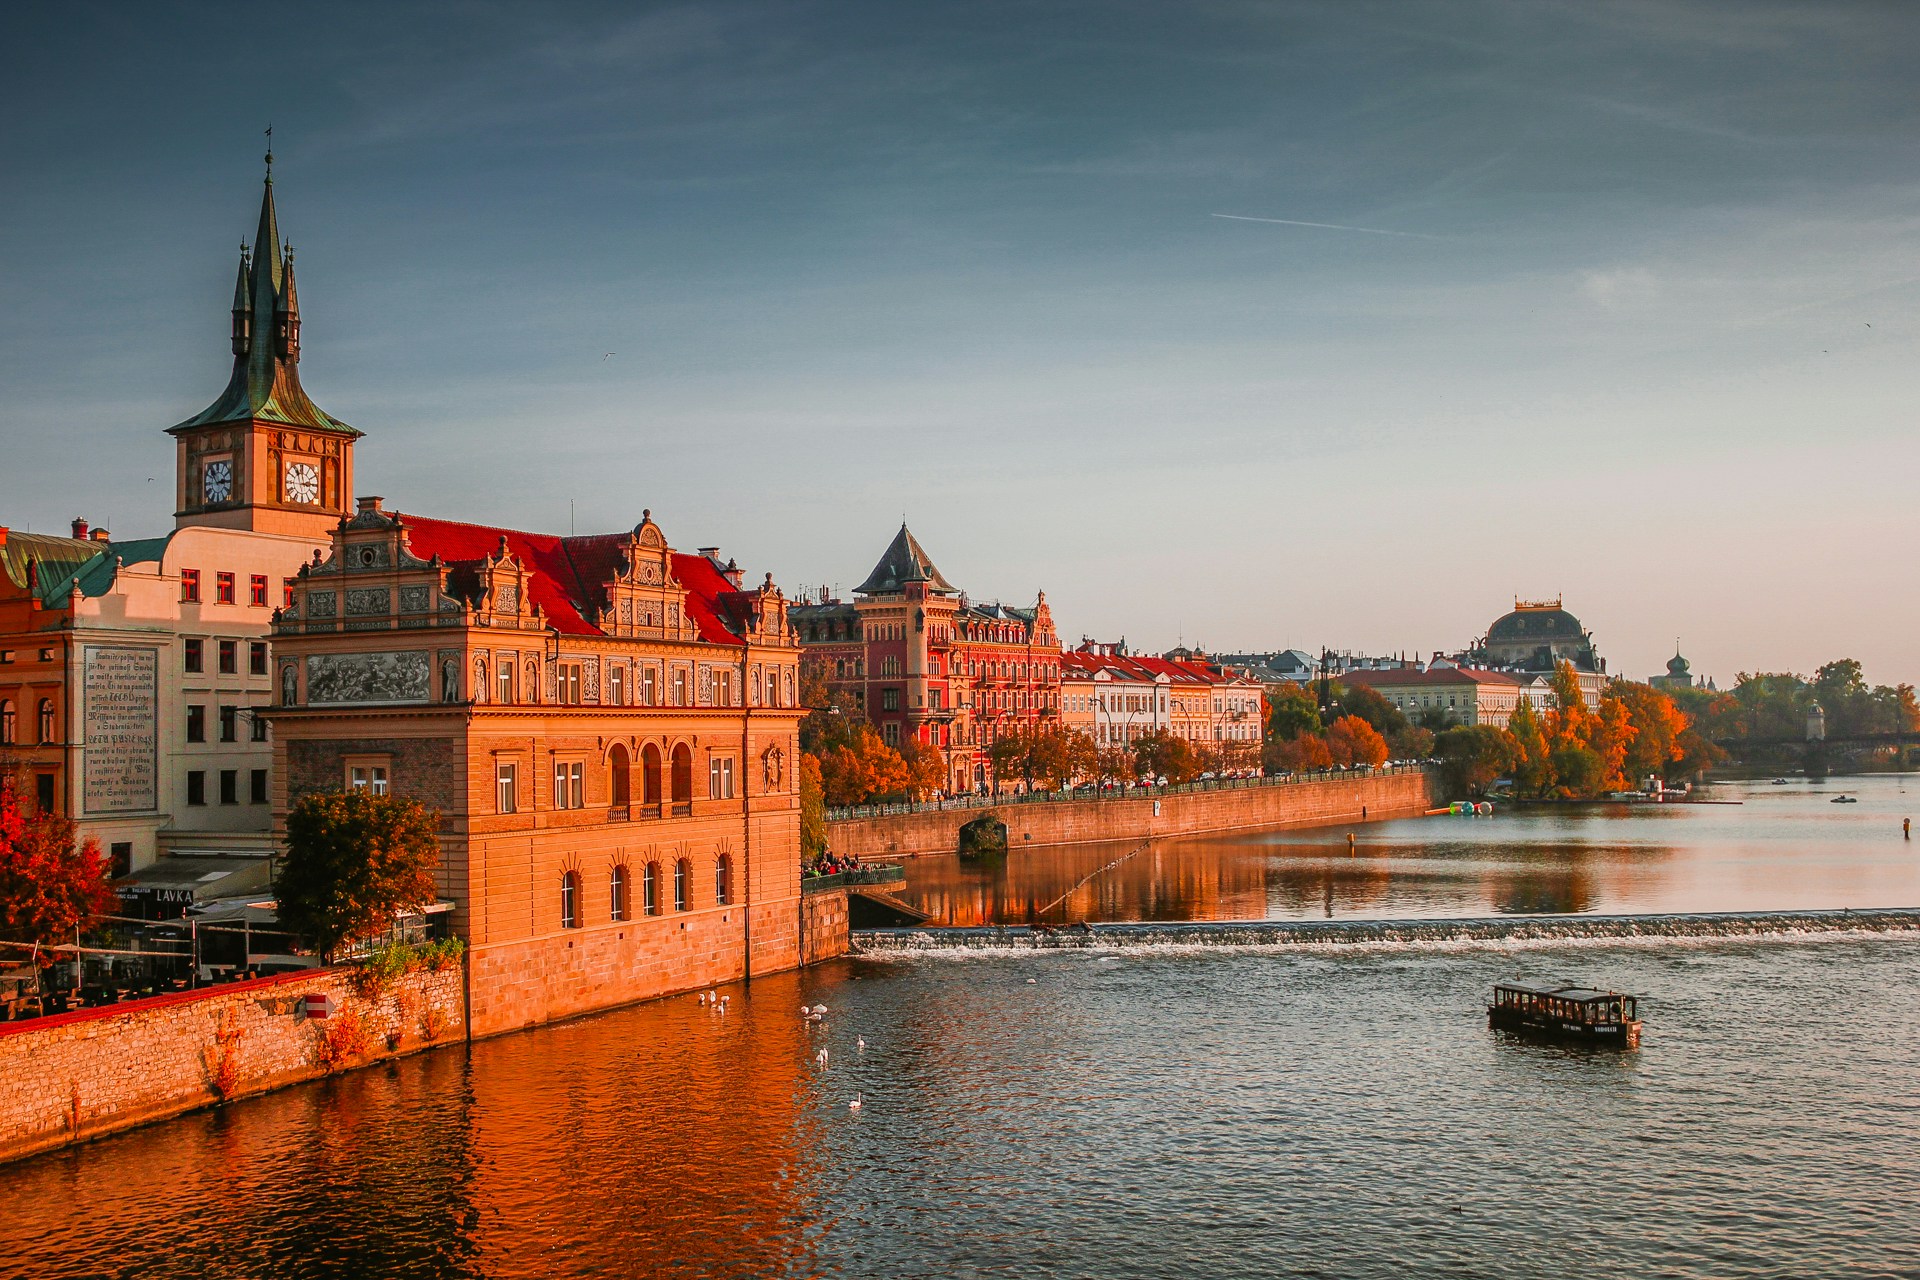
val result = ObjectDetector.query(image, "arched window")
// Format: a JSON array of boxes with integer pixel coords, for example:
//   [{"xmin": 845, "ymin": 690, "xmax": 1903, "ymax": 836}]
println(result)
[
  {"xmin": 560, "ymin": 871, "xmax": 581, "ymax": 929},
  {"xmin": 0, "ymin": 700, "xmax": 13, "ymax": 744},
  {"xmin": 641, "ymin": 744, "xmax": 663, "ymax": 811},
  {"xmin": 643, "ymin": 862, "xmax": 660, "ymax": 915},
  {"xmin": 37, "ymin": 700, "xmax": 55, "ymax": 744},
  {"xmin": 610, "ymin": 864, "xmax": 629, "ymax": 922},
  {"xmin": 715, "ymin": 854, "xmax": 732, "ymax": 906},
  {"xmin": 673, "ymin": 858, "xmax": 690, "ymax": 911},
  {"xmin": 609, "ymin": 744, "xmax": 631, "ymax": 808},
  {"xmin": 670, "ymin": 744, "xmax": 693, "ymax": 812}
]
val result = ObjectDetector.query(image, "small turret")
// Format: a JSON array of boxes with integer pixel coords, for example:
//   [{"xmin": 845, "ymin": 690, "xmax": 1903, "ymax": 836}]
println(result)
[
  {"xmin": 230, "ymin": 245, "xmax": 252, "ymax": 355},
  {"xmin": 276, "ymin": 246, "xmax": 301, "ymax": 360}
]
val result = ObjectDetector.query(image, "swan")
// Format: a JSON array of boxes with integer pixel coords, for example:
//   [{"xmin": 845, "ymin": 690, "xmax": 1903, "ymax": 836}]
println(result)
[
  {"xmin": 856, "ymin": 1036, "xmax": 866, "ymax": 1050},
  {"xmin": 811, "ymin": 1004, "xmax": 827, "ymax": 1015},
  {"xmin": 815, "ymin": 1048, "xmax": 829, "ymax": 1067},
  {"xmin": 849, "ymin": 1092, "xmax": 863, "ymax": 1112}
]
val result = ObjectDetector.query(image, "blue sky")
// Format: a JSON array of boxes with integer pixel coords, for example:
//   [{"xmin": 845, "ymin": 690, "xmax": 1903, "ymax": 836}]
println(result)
[{"xmin": 3, "ymin": 2, "xmax": 1916, "ymax": 684}]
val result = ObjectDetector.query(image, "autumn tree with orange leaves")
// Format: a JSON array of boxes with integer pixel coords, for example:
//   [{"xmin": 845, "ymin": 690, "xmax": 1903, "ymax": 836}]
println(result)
[{"xmin": 0, "ymin": 781, "xmax": 117, "ymax": 957}]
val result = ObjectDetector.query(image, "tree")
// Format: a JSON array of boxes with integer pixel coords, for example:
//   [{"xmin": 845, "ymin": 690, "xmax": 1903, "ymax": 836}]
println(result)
[
  {"xmin": 0, "ymin": 781, "xmax": 115, "ymax": 954},
  {"xmin": 988, "ymin": 724, "xmax": 1079, "ymax": 791},
  {"xmin": 799, "ymin": 753, "xmax": 828, "ymax": 859},
  {"xmin": 1266, "ymin": 685, "xmax": 1323, "ymax": 742},
  {"xmin": 817, "ymin": 725, "xmax": 911, "ymax": 806},
  {"xmin": 1331, "ymin": 683, "xmax": 1409, "ymax": 741},
  {"xmin": 1434, "ymin": 725, "xmax": 1520, "ymax": 797},
  {"xmin": 1325, "ymin": 715, "xmax": 1389, "ymax": 768},
  {"xmin": 897, "ymin": 736, "xmax": 947, "ymax": 798},
  {"xmin": 1271, "ymin": 734, "xmax": 1333, "ymax": 772},
  {"xmin": 1506, "ymin": 699, "xmax": 1554, "ymax": 796},
  {"xmin": 1606, "ymin": 682, "xmax": 1686, "ymax": 782},
  {"xmin": 277, "ymin": 790, "xmax": 442, "ymax": 961},
  {"xmin": 1134, "ymin": 731, "xmax": 1203, "ymax": 783}
]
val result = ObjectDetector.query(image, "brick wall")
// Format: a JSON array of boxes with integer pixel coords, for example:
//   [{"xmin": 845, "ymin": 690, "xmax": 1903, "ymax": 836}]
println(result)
[
  {"xmin": 285, "ymin": 737, "xmax": 461, "ymax": 810},
  {"xmin": 798, "ymin": 886, "xmax": 850, "ymax": 966},
  {"xmin": 0, "ymin": 965, "xmax": 463, "ymax": 1165},
  {"xmin": 829, "ymin": 770, "xmax": 1434, "ymax": 858}
]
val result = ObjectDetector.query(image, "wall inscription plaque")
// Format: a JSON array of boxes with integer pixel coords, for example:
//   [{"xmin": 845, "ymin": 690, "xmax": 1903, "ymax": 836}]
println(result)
[{"xmin": 83, "ymin": 646, "xmax": 158, "ymax": 814}]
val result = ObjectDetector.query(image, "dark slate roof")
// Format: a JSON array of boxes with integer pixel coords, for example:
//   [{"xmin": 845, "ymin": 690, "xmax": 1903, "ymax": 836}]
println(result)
[
  {"xmin": 854, "ymin": 524, "xmax": 956, "ymax": 596},
  {"xmin": 170, "ymin": 170, "xmax": 358, "ymax": 437},
  {"xmin": 1487, "ymin": 607, "xmax": 1586, "ymax": 642}
]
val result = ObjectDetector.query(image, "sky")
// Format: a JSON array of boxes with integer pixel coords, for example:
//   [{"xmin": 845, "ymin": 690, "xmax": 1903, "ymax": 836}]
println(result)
[{"xmin": 2, "ymin": 1, "xmax": 1916, "ymax": 687}]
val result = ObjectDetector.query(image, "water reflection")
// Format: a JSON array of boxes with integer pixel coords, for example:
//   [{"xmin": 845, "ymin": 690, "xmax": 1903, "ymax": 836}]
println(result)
[{"xmin": 896, "ymin": 774, "xmax": 1920, "ymax": 925}]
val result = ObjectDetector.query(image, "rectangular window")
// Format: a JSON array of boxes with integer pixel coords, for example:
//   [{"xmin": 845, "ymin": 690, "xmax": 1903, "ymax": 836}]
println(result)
[
  {"xmin": 497, "ymin": 763, "xmax": 518, "ymax": 813},
  {"xmin": 250, "ymin": 574, "xmax": 269, "ymax": 607},
  {"xmin": 672, "ymin": 669, "xmax": 688, "ymax": 706},
  {"xmin": 497, "ymin": 663, "xmax": 514, "ymax": 704},
  {"xmin": 180, "ymin": 570, "xmax": 200, "ymax": 603},
  {"xmin": 250, "ymin": 642, "xmax": 268, "ymax": 676},
  {"xmin": 218, "ymin": 640, "xmax": 238, "ymax": 675},
  {"xmin": 36, "ymin": 773, "xmax": 55, "ymax": 814},
  {"xmin": 643, "ymin": 667, "xmax": 659, "ymax": 706},
  {"xmin": 557, "ymin": 663, "xmax": 582, "ymax": 705},
  {"xmin": 219, "ymin": 769, "xmax": 238, "ymax": 805},
  {"xmin": 216, "ymin": 572, "xmax": 236, "ymax": 605},
  {"xmin": 186, "ymin": 770, "xmax": 206, "ymax": 805},
  {"xmin": 219, "ymin": 705, "xmax": 238, "ymax": 742},
  {"xmin": 708, "ymin": 756, "xmax": 735, "ymax": 800},
  {"xmin": 608, "ymin": 667, "xmax": 625, "ymax": 706},
  {"xmin": 881, "ymin": 688, "xmax": 900, "ymax": 711},
  {"xmin": 284, "ymin": 578, "xmax": 297, "ymax": 609},
  {"xmin": 251, "ymin": 712, "xmax": 268, "ymax": 742},
  {"xmin": 553, "ymin": 761, "xmax": 584, "ymax": 809},
  {"xmin": 186, "ymin": 704, "xmax": 206, "ymax": 743},
  {"xmin": 716, "ymin": 670, "xmax": 734, "ymax": 707},
  {"xmin": 348, "ymin": 765, "xmax": 390, "ymax": 796},
  {"xmin": 250, "ymin": 769, "xmax": 268, "ymax": 804},
  {"xmin": 184, "ymin": 638, "xmax": 204, "ymax": 674}
]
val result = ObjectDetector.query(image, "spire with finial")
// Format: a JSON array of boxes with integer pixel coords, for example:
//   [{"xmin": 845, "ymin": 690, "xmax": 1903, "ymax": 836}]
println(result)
[{"xmin": 170, "ymin": 137, "xmax": 355, "ymax": 437}]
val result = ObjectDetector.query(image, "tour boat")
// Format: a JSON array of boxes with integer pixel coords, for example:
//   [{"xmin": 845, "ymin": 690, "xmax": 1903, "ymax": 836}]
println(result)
[
  {"xmin": 1831, "ymin": 795, "xmax": 1858, "ymax": 804},
  {"xmin": 1488, "ymin": 981, "xmax": 1642, "ymax": 1048}
]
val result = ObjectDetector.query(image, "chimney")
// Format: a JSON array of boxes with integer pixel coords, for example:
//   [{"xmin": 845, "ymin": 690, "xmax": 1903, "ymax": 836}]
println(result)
[
  {"xmin": 356, "ymin": 496, "xmax": 385, "ymax": 514},
  {"xmin": 71, "ymin": 517, "xmax": 89, "ymax": 540},
  {"xmin": 91, "ymin": 528, "xmax": 110, "ymax": 542},
  {"xmin": 723, "ymin": 557, "xmax": 744, "ymax": 589}
]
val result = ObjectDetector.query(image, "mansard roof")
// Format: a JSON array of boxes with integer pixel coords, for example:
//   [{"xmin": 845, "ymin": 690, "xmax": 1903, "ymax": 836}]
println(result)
[
  {"xmin": 170, "ymin": 163, "xmax": 357, "ymax": 437},
  {"xmin": 393, "ymin": 512, "xmax": 747, "ymax": 642},
  {"xmin": 855, "ymin": 523, "xmax": 956, "ymax": 596}
]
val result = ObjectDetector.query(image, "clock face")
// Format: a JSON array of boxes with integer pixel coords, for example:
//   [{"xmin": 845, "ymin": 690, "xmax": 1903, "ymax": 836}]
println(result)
[
  {"xmin": 284, "ymin": 461, "xmax": 321, "ymax": 505},
  {"xmin": 202, "ymin": 460, "xmax": 233, "ymax": 504}
]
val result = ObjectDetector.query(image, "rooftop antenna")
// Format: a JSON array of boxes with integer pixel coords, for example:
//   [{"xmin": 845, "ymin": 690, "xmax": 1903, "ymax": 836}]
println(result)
[{"xmin": 570, "ymin": 499, "xmax": 575, "ymax": 536}]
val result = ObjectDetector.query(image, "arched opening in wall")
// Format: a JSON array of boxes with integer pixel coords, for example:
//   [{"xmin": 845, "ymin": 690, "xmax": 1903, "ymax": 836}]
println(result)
[
  {"xmin": 37, "ymin": 700, "xmax": 54, "ymax": 744},
  {"xmin": 560, "ymin": 871, "xmax": 581, "ymax": 929},
  {"xmin": 610, "ymin": 864, "xmax": 629, "ymax": 921},
  {"xmin": 609, "ymin": 744, "xmax": 631, "ymax": 813},
  {"xmin": 673, "ymin": 858, "xmax": 690, "ymax": 911},
  {"xmin": 715, "ymin": 854, "xmax": 732, "ymax": 906},
  {"xmin": 0, "ymin": 700, "xmax": 13, "ymax": 745},
  {"xmin": 643, "ymin": 862, "xmax": 660, "ymax": 915},
  {"xmin": 641, "ymin": 744, "xmax": 663, "ymax": 816},
  {"xmin": 669, "ymin": 745, "xmax": 693, "ymax": 815}
]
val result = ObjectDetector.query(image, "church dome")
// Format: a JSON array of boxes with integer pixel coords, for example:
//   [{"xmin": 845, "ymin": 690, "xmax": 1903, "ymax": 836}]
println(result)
[{"xmin": 1667, "ymin": 651, "xmax": 1691, "ymax": 676}]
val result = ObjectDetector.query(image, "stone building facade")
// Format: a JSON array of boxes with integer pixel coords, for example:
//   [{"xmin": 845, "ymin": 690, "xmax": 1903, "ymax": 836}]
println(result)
[
  {"xmin": 267, "ymin": 500, "xmax": 806, "ymax": 1036},
  {"xmin": 792, "ymin": 524, "xmax": 1062, "ymax": 793}
]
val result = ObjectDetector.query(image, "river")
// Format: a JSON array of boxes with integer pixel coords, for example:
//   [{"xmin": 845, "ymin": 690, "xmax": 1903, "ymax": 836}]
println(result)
[
  {"xmin": 896, "ymin": 773, "xmax": 1920, "ymax": 925},
  {"xmin": 6, "ymin": 774, "xmax": 1918, "ymax": 1279}
]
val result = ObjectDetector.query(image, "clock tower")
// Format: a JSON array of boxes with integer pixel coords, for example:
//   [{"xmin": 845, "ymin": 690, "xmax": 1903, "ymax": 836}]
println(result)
[{"xmin": 169, "ymin": 150, "xmax": 360, "ymax": 538}]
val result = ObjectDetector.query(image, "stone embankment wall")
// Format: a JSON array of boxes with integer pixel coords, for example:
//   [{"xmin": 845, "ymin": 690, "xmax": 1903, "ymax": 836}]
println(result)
[
  {"xmin": 798, "ymin": 886, "xmax": 850, "ymax": 967},
  {"xmin": 830, "ymin": 771, "xmax": 1434, "ymax": 859},
  {"xmin": 0, "ymin": 965, "xmax": 463, "ymax": 1165}
]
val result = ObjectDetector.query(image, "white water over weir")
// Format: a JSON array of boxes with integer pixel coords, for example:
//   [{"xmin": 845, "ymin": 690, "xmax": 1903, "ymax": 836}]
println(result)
[{"xmin": 850, "ymin": 908, "xmax": 1920, "ymax": 952}]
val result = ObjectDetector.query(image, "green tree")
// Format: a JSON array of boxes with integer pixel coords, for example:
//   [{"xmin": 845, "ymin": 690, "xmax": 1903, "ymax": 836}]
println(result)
[
  {"xmin": 277, "ymin": 790, "xmax": 442, "ymax": 961},
  {"xmin": 0, "ymin": 780, "xmax": 116, "ymax": 953},
  {"xmin": 1434, "ymin": 725, "xmax": 1520, "ymax": 797},
  {"xmin": 799, "ymin": 753, "xmax": 828, "ymax": 859},
  {"xmin": 1507, "ymin": 699, "xmax": 1554, "ymax": 796},
  {"xmin": 1331, "ymin": 683, "xmax": 1410, "ymax": 741},
  {"xmin": 1134, "ymin": 731, "xmax": 1203, "ymax": 784},
  {"xmin": 1265, "ymin": 685, "xmax": 1323, "ymax": 742}
]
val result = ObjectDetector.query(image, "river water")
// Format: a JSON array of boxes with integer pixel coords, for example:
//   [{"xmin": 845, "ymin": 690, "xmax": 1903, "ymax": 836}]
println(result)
[
  {"xmin": 7, "ymin": 775, "xmax": 1920, "ymax": 1279},
  {"xmin": 898, "ymin": 774, "xmax": 1920, "ymax": 925}
]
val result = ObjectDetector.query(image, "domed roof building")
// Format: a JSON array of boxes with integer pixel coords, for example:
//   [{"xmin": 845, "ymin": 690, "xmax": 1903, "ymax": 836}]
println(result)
[{"xmin": 1472, "ymin": 598, "xmax": 1603, "ymax": 675}]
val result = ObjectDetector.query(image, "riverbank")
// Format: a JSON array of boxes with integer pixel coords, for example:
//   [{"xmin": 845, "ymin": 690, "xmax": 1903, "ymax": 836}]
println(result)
[{"xmin": 828, "ymin": 767, "xmax": 1433, "ymax": 859}]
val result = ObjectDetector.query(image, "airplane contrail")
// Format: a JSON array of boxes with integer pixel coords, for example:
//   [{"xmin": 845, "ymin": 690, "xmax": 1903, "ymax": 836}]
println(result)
[{"xmin": 1211, "ymin": 213, "xmax": 1442, "ymax": 240}]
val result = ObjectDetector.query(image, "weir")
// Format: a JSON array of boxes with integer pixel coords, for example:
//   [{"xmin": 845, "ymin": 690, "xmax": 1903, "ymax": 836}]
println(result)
[{"xmin": 850, "ymin": 908, "xmax": 1920, "ymax": 952}]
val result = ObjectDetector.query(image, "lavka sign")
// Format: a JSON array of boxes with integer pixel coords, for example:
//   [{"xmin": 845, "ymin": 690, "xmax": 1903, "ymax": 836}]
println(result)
[{"xmin": 83, "ymin": 645, "xmax": 158, "ymax": 815}]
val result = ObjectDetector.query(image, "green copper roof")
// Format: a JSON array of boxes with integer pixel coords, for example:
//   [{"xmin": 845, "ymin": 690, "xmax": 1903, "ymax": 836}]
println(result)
[
  {"xmin": 0, "ymin": 532, "xmax": 171, "ymax": 606},
  {"xmin": 170, "ymin": 169, "xmax": 358, "ymax": 438}
]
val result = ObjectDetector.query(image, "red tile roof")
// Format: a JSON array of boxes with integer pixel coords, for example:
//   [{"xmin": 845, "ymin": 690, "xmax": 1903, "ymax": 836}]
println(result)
[{"xmin": 394, "ymin": 512, "xmax": 746, "ymax": 643}]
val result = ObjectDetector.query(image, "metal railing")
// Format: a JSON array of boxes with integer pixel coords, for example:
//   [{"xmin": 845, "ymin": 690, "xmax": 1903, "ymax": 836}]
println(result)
[{"xmin": 825, "ymin": 763, "xmax": 1429, "ymax": 822}]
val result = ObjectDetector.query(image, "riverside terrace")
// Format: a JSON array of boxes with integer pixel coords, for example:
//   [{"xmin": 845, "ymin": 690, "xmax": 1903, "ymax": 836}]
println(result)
[
  {"xmin": 824, "ymin": 762, "xmax": 1431, "ymax": 821},
  {"xmin": 823, "ymin": 765, "xmax": 1434, "ymax": 859}
]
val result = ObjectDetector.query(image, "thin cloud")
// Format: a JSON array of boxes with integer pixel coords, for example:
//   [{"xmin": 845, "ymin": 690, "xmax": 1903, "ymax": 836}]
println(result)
[{"xmin": 1211, "ymin": 213, "xmax": 1444, "ymax": 240}]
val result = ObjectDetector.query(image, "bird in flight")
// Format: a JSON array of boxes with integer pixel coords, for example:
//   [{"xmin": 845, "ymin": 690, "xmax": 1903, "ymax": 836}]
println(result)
[{"xmin": 603, "ymin": 352, "xmax": 616, "ymax": 360}]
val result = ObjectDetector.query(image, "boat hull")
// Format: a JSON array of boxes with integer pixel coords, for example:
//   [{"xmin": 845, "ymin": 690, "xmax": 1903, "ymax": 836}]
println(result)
[{"xmin": 1487, "ymin": 1007, "xmax": 1641, "ymax": 1049}]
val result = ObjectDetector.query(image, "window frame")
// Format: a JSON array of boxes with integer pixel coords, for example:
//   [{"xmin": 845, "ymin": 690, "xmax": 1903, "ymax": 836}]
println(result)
[
  {"xmin": 215, "ymin": 572, "xmax": 236, "ymax": 605},
  {"xmin": 496, "ymin": 761, "xmax": 519, "ymax": 814}
]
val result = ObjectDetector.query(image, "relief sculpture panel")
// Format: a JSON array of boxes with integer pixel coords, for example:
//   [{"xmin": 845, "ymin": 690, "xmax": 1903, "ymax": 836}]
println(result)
[{"xmin": 305, "ymin": 651, "xmax": 431, "ymax": 705}]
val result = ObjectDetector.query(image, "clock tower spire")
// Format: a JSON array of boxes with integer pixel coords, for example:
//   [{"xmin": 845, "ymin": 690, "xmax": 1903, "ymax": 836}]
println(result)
[{"xmin": 169, "ymin": 142, "xmax": 360, "ymax": 537}]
